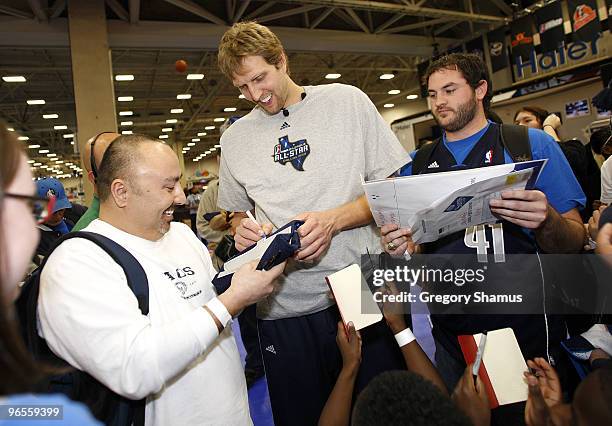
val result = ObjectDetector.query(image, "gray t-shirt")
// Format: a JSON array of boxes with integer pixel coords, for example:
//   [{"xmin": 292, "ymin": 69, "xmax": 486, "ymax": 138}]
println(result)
[{"xmin": 218, "ymin": 83, "xmax": 408, "ymax": 319}]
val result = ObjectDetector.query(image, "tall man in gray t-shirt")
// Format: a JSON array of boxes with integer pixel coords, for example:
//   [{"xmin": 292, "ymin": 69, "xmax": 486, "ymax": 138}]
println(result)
[{"xmin": 217, "ymin": 22, "xmax": 409, "ymax": 425}]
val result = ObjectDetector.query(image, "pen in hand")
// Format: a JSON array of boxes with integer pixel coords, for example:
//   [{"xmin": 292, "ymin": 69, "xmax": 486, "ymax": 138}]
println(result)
[{"xmin": 246, "ymin": 210, "xmax": 266, "ymax": 239}]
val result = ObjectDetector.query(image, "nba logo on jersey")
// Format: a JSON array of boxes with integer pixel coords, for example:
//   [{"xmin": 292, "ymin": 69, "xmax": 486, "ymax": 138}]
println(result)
[{"xmin": 484, "ymin": 149, "xmax": 493, "ymax": 164}]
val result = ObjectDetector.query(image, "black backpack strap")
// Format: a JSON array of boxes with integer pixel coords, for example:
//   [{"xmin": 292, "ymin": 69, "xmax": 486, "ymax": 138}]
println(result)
[
  {"xmin": 412, "ymin": 137, "xmax": 441, "ymax": 175},
  {"xmin": 500, "ymin": 124, "xmax": 532, "ymax": 162}
]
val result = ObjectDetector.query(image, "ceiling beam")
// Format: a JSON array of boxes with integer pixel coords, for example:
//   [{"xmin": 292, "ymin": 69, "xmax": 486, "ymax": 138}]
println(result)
[
  {"xmin": 244, "ymin": 1, "xmax": 275, "ymax": 20},
  {"xmin": 281, "ymin": 0, "xmax": 506, "ymax": 24},
  {"xmin": 27, "ymin": 0, "xmax": 48, "ymax": 21},
  {"xmin": 310, "ymin": 7, "xmax": 334, "ymax": 29},
  {"xmin": 233, "ymin": 0, "xmax": 251, "ymax": 23},
  {"xmin": 0, "ymin": 6, "xmax": 34, "ymax": 19},
  {"xmin": 257, "ymin": 5, "xmax": 321, "ymax": 24},
  {"xmin": 129, "ymin": 0, "xmax": 140, "ymax": 24},
  {"xmin": 489, "ymin": 0, "xmax": 512, "ymax": 16},
  {"xmin": 433, "ymin": 20, "xmax": 461, "ymax": 36},
  {"xmin": 50, "ymin": 0, "xmax": 67, "ymax": 19},
  {"xmin": 163, "ymin": 0, "xmax": 226, "ymax": 25},
  {"xmin": 343, "ymin": 8, "xmax": 370, "ymax": 33},
  {"xmin": 382, "ymin": 16, "xmax": 451, "ymax": 34},
  {"xmin": 106, "ymin": 0, "xmax": 129, "ymax": 22},
  {"xmin": 374, "ymin": 12, "xmax": 402, "ymax": 33}
]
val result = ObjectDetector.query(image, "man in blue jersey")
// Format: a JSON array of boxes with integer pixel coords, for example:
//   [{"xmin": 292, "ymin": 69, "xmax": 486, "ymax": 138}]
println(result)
[{"xmin": 381, "ymin": 54, "xmax": 586, "ymax": 420}]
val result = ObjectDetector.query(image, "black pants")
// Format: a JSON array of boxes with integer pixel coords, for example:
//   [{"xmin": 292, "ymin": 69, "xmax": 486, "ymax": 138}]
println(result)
[
  {"xmin": 238, "ymin": 304, "xmax": 263, "ymax": 373},
  {"xmin": 257, "ymin": 305, "xmax": 406, "ymax": 426}
]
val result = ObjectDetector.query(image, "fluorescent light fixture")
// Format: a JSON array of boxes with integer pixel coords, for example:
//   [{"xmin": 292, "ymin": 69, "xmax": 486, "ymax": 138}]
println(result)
[
  {"xmin": 224, "ymin": 107, "xmax": 237, "ymax": 112},
  {"xmin": 62, "ymin": 133, "xmax": 74, "ymax": 138},
  {"xmin": 406, "ymin": 94, "xmax": 418, "ymax": 100},
  {"xmin": 40, "ymin": 165, "xmax": 48, "ymax": 169},
  {"xmin": 204, "ymin": 126, "xmax": 215, "ymax": 130},
  {"xmin": 193, "ymin": 158, "xmax": 199, "ymax": 162},
  {"xmin": 7, "ymin": 128, "xmax": 14, "ymax": 131},
  {"xmin": 121, "ymin": 130, "xmax": 133, "ymax": 135},
  {"xmin": 39, "ymin": 149, "xmax": 49, "ymax": 154},
  {"xmin": 214, "ymin": 144, "xmax": 221, "ymax": 148},
  {"xmin": 119, "ymin": 111, "xmax": 133, "ymax": 116},
  {"xmin": 177, "ymin": 94, "xmax": 191, "ymax": 100},
  {"xmin": 183, "ymin": 147, "xmax": 190, "ymax": 151},
  {"xmin": 379, "ymin": 73, "xmax": 395, "ymax": 80},
  {"xmin": 115, "ymin": 74, "xmax": 134, "ymax": 81},
  {"xmin": 238, "ymin": 94, "xmax": 245, "ymax": 99},
  {"xmin": 325, "ymin": 73, "xmax": 341, "ymax": 79},
  {"xmin": 166, "ymin": 119, "xmax": 178, "ymax": 124},
  {"xmin": 117, "ymin": 96, "xmax": 134, "ymax": 102},
  {"xmin": 170, "ymin": 108, "xmax": 183, "ymax": 114},
  {"xmin": 27, "ymin": 99, "xmax": 45, "ymax": 105},
  {"xmin": 43, "ymin": 114, "xmax": 59, "ymax": 119},
  {"xmin": 56, "ymin": 161, "xmax": 64, "ymax": 164},
  {"xmin": 383, "ymin": 103, "xmax": 395, "ymax": 108},
  {"xmin": 53, "ymin": 125, "xmax": 67, "ymax": 130},
  {"xmin": 17, "ymin": 136, "xmax": 29, "ymax": 141},
  {"xmin": 34, "ymin": 162, "xmax": 42, "ymax": 166},
  {"xmin": 186, "ymin": 74, "xmax": 204, "ymax": 80},
  {"xmin": 71, "ymin": 141, "xmax": 74, "ymax": 145},
  {"xmin": 159, "ymin": 135, "xmax": 168, "ymax": 139},
  {"xmin": 187, "ymin": 142, "xmax": 196, "ymax": 147},
  {"xmin": 210, "ymin": 147, "xmax": 217, "ymax": 152},
  {"xmin": 27, "ymin": 160, "xmax": 35, "ymax": 164},
  {"xmin": 162, "ymin": 128, "xmax": 172, "ymax": 132},
  {"xmin": 388, "ymin": 89, "xmax": 401, "ymax": 95},
  {"xmin": 197, "ymin": 132, "xmax": 207, "ymax": 136},
  {"xmin": 28, "ymin": 144, "xmax": 40, "ymax": 149},
  {"xmin": 191, "ymin": 138, "xmax": 200, "ymax": 142},
  {"xmin": 2, "ymin": 76, "xmax": 26, "ymax": 82},
  {"xmin": 214, "ymin": 118, "xmax": 225, "ymax": 122},
  {"xmin": 47, "ymin": 153, "xmax": 57, "ymax": 157},
  {"xmin": 120, "ymin": 121, "xmax": 133, "ymax": 126},
  {"xmin": 205, "ymin": 150, "xmax": 211, "ymax": 154}
]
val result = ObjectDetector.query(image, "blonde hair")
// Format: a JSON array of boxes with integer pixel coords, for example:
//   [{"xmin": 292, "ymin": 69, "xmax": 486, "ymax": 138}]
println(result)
[{"xmin": 218, "ymin": 21, "xmax": 289, "ymax": 79}]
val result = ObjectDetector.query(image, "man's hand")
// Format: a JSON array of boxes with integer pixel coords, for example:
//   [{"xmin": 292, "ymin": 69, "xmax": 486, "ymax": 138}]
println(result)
[
  {"xmin": 596, "ymin": 223, "xmax": 612, "ymax": 257},
  {"xmin": 293, "ymin": 211, "xmax": 337, "ymax": 262},
  {"xmin": 523, "ymin": 357, "xmax": 562, "ymax": 426},
  {"xmin": 451, "ymin": 364, "xmax": 490, "ymax": 426},
  {"xmin": 218, "ymin": 260, "xmax": 286, "ymax": 316},
  {"xmin": 234, "ymin": 217, "xmax": 273, "ymax": 251},
  {"xmin": 209, "ymin": 211, "xmax": 232, "ymax": 232},
  {"xmin": 381, "ymin": 281, "xmax": 407, "ymax": 334},
  {"xmin": 542, "ymin": 114, "xmax": 561, "ymax": 130},
  {"xmin": 336, "ymin": 321, "xmax": 362, "ymax": 374},
  {"xmin": 381, "ymin": 224, "xmax": 416, "ymax": 257},
  {"xmin": 489, "ymin": 190, "xmax": 549, "ymax": 229}
]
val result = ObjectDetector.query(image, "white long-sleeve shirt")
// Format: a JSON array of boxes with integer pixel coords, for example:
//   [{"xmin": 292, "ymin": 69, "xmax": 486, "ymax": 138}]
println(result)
[
  {"xmin": 601, "ymin": 156, "xmax": 612, "ymax": 204},
  {"xmin": 38, "ymin": 220, "xmax": 251, "ymax": 426}
]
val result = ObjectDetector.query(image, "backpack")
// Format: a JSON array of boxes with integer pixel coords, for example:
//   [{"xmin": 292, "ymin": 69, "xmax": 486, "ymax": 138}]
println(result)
[
  {"xmin": 412, "ymin": 124, "xmax": 532, "ymax": 174},
  {"xmin": 15, "ymin": 231, "xmax": 149, "ymax": 426}
]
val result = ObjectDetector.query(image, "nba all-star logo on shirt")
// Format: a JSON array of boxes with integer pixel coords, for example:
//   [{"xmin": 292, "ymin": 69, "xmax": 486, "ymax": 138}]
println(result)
[{"xmin": 272, "ymin": 135, "xmax": 310, "ymax": 171}]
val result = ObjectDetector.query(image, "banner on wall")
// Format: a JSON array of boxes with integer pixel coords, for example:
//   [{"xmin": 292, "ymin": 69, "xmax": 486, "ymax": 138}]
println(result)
[
  {"xmin": 535, "ymin": 2, "xmax": 564, "ymax": 53},
  {"xmin": 488, "ymin": 27, "xmax": 509, "ymax": 72},
  {"xmin": 510, "ymin": 15, "xmax": 535, "ymax": 61},
  {"xmin": 568, "ymin": 0, "xmax": 600, "ymax": 42}
]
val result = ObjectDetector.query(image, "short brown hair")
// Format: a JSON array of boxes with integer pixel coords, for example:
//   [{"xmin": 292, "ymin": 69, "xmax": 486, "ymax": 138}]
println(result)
[
  {"xmin": 218, "ymin": 21, "xmax": 288, "ymax": 80},
  {"xmin": 513, "ymin": 106, "xmax": 549, "ymax": 126},
  {"xmin": 424, "ymin": 53, "xmax": 492, "ymax": 110}
]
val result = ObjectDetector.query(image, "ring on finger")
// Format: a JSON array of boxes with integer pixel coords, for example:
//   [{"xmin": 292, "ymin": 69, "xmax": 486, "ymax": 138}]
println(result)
[{"xmin": 387, "ymin": 241, "xmax": 397, "ymax": 251}]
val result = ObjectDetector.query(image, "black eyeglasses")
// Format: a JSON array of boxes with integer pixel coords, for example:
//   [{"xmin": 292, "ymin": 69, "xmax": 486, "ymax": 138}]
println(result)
[
  {"xmin": 2, "ymin": 192, "xmax": 56, "ymax": 224},
  {"xmin": 90, "ymin": 131, "xmax": 115, "ymax": 182}
]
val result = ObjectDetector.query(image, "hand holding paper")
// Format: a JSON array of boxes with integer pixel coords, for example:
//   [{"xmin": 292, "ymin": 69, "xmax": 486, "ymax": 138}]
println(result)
[
  {"xmin": 293, "ymin": 210, "xmax": 337, "ymax": 262},
  {"xmin": 235, "ymin": 216, "xmax": 273, "ymax": 251},
  {"xmin": 489, "ymin": 190, "xmax": 549, "ymax": 230}
]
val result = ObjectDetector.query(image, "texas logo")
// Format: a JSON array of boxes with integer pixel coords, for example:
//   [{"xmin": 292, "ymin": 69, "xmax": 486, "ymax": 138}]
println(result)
[{"xmin": 272, "ymin": 135, "xmax": 310, "ymax": 171}]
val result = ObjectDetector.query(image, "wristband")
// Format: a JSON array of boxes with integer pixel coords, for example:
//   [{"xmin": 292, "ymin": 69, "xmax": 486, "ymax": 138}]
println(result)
[
  {"xmin": 394, "ymin": 328, "xmax": 416, "ymax": 347},
  {"xmin": 543, "ymin": 124, "xmax": 555, "ymax": 129},
  {"xmin": 205, "ymin": 297, "xmax": 232, "ymax": 328}
]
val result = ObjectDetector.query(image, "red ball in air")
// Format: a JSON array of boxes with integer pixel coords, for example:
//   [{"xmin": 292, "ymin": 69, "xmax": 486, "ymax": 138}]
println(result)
[{"xmin": 175, "ymin": 59, "xmax": 188, "ymax": 73}]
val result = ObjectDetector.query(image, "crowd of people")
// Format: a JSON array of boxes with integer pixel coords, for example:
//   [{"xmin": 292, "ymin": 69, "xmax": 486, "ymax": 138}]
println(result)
[{"xmin": 1, "ymin": 20, "xmax": 611, "ymax": 426}]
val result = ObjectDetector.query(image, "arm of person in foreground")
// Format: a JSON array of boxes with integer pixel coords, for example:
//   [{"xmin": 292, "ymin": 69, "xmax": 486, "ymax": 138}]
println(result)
[{"xmin": 318, "ymin": 321, "xmax": 362, "ymax": 426}]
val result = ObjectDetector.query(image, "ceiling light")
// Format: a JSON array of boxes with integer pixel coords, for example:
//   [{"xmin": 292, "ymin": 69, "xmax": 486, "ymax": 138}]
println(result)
[
  {"xmin": 213, "ymin": 118, "xmax": 225, "ymax": 122},
  {"xmin": 197, "ymin": 132, "xmax": 207, "ymax": 136},
  {"xmin": 191, "ymin": 138, "xmax": 200, "ymax": 142},
  {"xmin": 204, "ymin": 126, "xmax": 215, "ymax": 130},
  {"xmin": 170, "ymin": 108, "xmax": 183, "ymax": 114},
  {"xmin": 56, "ymin": 161, "xmax": 64, "ymax": 164},
  {"xmin": 383, "ymin": 103, "xmax": 395, "ymax": 108},
  {"xmin": 159, "ymin": 135, "xmax": 168, "ymax": 139},
  {"xmin": 117, "ymin": 96, "xmax": 134, "ymax": 102},
  {"xmin": 162, "ymin": 128, "xmax": 172, "ymax": 132},
  {"xmin": 388, "ymin": 89, "xmax": 401, "ymax": 95},
  {"xmin": 18, "ymin": 136, "xmax": 29, "ymax": 141},
  {"xmin": 177, "ymin": 94, "xmax": 191, "ymax": 100},
  {"xmin": 214, "ymin": 144, "xmax": 221, "ymax": 148},
  {"xmin": 187, "ymin": 142, "xmax": 196, "ymax": 147},
  {"xmin": 70, "ymin": 141, "xmax": 74, "ymax": 145},
  {"xmin": 27, "ymin": 99, "xmax": 45, "ymax": 105},
  {"xmin": 62, "ymin": 133, "xmax": 74, "ymax": 138},
  {"xmin": 379, "ymin": 73, "xmax": 395, "ymax": 80},
  {"xmin": 121, "ymin": 130, "xmax": 133, "ymax": 135},
  {"xmin": 224, "ymin": 107, "xmax": 237, "ymax": 112},
  {"xmin": 39, "ymin": 149, "xmax": 49, "ymax": 154},
  {"xmin": 183, "ymin": 147, "xmax": 190, "ymax": 151},
  {"xmin": 115, "ymin": 74, "xmax": 134, "ymax": 81},
  {"xmin": 34, "ymin": 162, "xmax": 42, "ymax": 166},
  {"xmin": 54, "ymin": 125, "xmax": 67, "ymax": 130},
  {"xmin": 325, "ymin": 73, "xmax": 341, "ymax": 79},
  {"xmin": 27, "ymin": 160, "xmax": 35, "ymax": 164},
  {"xmin": 2, "ymin": 76, "xmax": 26, "ymax": 82},
  {"xmin": 40, "ymin": 165, "xmax": 49, "ymax": 169},
  {"xmin": 210, "ymin": 147, "xmax": 217, "ymax": 152},
  {"xmin": 193, "ymin": 158, "xmax": 199, "ymax": 162},
  {"xmin": 205, "ymin": 150, "xmax": 211, "ymax": 154},
  {"xmin": 166, "ymin": 119, "xmax": 177, "ymax": 124},
  {"xmin": 7, "ymin": 128, "xmax": 14, "ymax": 131},
  {"xmin": 28, "ymin": 144, "xmax": 40, "ymax": 149},
  {"xmin": 47, "ymin": 153, "xmax": 57, "ymax": 157},
  {"xmin": 186, "ymin": 74, "xmax": 204, "ymax": 80},
  {"xmin": 120, "ymin": 121, "xmax": 133, "ymax": 126},
  {"xmin": 43, "ymin": 114, "xmax": 59, "ymax": 119},
  {"xmin": 119, "ymin": 111, "xmax": 133, "ymax": 116},
  {"xmin": 406, "ymin": 94, "xmax": 419, "ymax": 100},
  {"xmin": 238, "ymin": 94, "xmax": 245, "ymax": 99}
]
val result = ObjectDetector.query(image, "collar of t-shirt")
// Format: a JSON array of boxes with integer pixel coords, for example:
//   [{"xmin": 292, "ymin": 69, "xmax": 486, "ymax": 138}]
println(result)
[{"xmin": 442, "ymin": 121, "xmax": 491, "ymax": 166}]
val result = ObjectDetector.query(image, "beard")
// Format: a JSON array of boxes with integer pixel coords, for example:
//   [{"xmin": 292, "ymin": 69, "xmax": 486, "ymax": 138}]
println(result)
[{"xmin": 433, "ymin": 93, "xmax": 478, "ymax": 132}]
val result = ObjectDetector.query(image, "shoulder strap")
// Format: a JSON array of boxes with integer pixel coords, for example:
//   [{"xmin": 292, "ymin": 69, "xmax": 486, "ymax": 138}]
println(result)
[
  {"xmin": 500, "ymin": 124, "xmax": 532, "ymax": 162},
  {"xmin": 41, "ymin": 231, "xmax": 149, "ymax": 315},
  {"xmin": 412, "ymin": 137, "xmax": 441, "ymax": 175}
]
